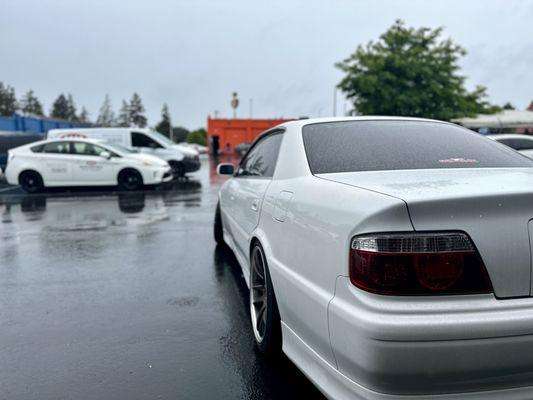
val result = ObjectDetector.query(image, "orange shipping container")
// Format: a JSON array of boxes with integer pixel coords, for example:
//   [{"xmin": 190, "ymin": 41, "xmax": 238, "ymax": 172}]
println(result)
[{"xmin": 207, "ymin": 118, "xmax": 293, "ymax": 155}]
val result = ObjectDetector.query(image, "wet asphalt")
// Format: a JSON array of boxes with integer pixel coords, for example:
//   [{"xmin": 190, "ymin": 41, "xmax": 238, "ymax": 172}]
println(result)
[{"xmin": 0, "ymin": 158, "xmax": 324, "ymax": 400}]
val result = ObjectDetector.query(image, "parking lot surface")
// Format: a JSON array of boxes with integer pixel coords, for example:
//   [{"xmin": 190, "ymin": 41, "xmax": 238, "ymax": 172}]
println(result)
[{"xmin": 0, "ymin": 159, "xmax": 324, "ymax": 400}]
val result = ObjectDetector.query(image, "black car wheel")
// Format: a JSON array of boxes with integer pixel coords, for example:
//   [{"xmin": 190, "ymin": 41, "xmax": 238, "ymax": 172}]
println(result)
[
  {"xmin": 19, "ymin": 170, "xmax": 44, "ymax": 193},
  {"xmin": 250, "ymin": 242, "xmax": 282, "ymax": 356},
  {"xmin": 118, "ymin": 169, "xmax": 143, "ymax": 191}
]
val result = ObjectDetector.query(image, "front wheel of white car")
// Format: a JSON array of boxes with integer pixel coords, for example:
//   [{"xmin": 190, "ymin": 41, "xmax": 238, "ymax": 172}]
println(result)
[
  {"xmin": 250, "ymin": 242, "xmax": 282, "ymax": 356},
  {"xmin": 118, "ymin": 169, "xmax": 143, "ymax": 191}
]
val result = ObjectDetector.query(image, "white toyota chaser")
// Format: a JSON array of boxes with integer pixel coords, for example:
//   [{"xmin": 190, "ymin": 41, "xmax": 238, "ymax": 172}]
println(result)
[{"xmin": 5, "ymin": 138, "xmax": 172, "ymax": 192}]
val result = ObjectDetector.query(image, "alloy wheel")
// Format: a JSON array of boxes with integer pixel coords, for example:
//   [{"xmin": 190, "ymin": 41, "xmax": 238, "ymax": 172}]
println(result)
[{"xmin": 250, "ymin": 246, "xmax": 268, "ymax": 343}]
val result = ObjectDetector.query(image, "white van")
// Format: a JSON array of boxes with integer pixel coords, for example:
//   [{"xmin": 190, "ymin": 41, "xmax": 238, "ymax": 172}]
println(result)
[{"xmin": 47, "ymin": 128, "xmax": 200, "ymax": 177}]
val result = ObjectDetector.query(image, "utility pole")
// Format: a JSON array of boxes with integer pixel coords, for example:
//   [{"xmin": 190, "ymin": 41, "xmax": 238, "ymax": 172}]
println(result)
[{"xmin": 231, "ymin": 92, "xmax": 239, "ymax": 119}]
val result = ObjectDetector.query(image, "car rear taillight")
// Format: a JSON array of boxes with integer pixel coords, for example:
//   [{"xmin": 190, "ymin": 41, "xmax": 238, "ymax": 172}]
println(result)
[{"xmin": 349, "ymin": 232, "xmax": 492, "ymax": 295}]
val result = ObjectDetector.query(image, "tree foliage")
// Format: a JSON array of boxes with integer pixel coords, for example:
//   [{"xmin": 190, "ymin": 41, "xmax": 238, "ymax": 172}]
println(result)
[
  {"xmin": 79, "ymin": 106, "xmax": 90, "ymax": 123},
  {"xmin": 66, "ymin": 94, "xmax": 78, "ymax": 121},
  {"xmin": 172, "ymin": 126, "xmax": 190, "ymax": 143},
  {"xmin": 20, "ymin": 90, "xmax": 44, "ymax": 116},
  {"xmin": 129, "ymin": 93, "xmax": 147, "ymax": 128},
  {"xmin": 96, "ymin": 94, "xmax": 115, "ymax": 126},
  {"xmin": 187, "ymin": 128, "xmax": 207, "ymax": 146},
  {"xmin": 155, "ymin": 104, "xmax": 172, "ymax": 138},
  {"xmin": 116, "ymin": 100, "xmax": 131, "ymax": 127},
  {"xmin": 0, "ymin": 82, "xmax": 18, "ymax": 116},
  {"xmin": 336, "ymin": 20, "xmax": 500, "ymax": 120},
  {"xmin": 51, "ymin": 94, "xmax": 70, "ymax": 120}
]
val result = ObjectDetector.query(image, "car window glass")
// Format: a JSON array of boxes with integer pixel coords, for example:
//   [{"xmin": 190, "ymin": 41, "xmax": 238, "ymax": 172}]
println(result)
[
  {"xmin": 131, "ymin": 132, "xmax": 163, "ymax": 148},
  {"xmin": 513, "ymin": 139, "xmax": 533, "ymax": 150},
  {"xmin": 239, "ymin": 133, "xmax": 283, "ymax": 178},
  {"xmin": 303, "ymin": 121, "xmax": 533, "ymax": 174},
  {"xmin": 71, "ymin": 142, "xmax": 110, "ymax": 156},
  {"xmin": 42, "ymin": 141, "xmax": 71, "ymax": 154}
]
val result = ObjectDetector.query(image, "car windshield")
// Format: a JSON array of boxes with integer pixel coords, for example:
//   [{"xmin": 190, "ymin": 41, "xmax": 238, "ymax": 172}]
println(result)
[
  {"xmin": 302, "ymin": 120, "xmax": 533, "ymax": 174},
  {"xmin": 149, "ymin": 129, "xmax": 174, "ymax": 146},
  {"xmin": 102, "ymin": 143, "xmax": 136, "ymax": 154}
]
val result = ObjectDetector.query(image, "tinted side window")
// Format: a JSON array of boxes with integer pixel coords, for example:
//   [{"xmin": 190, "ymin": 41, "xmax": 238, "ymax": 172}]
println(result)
[
  {"xmin": 131, "ymin": 132, "xmax": 163, "ymax": 148},
  {"xmin": 42, "ymin": 141, "xmax": 70, "ymax": 154},
  {"xmin": 303, "ymin": 121, "xmax": 533, "ymax": 174},
  {"xmin": 31, "ymin": 144, "xmax": 44, "ymax": 153},
  {"xmin": 513, "ymin": 139, "xmax": 533, "ymax": 151},
  {"xmin": 239, "ymin": 133, "xmax": 283, "ymax": 178},
  {"xmin": 71, "ymin": 142, "xmax": 112, "ymax": 156}
]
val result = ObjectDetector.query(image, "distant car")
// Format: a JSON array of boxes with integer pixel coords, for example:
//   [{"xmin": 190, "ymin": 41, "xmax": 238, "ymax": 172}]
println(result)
[
  {"xmin": 487, "ymin": 134, "xmax": 533, "ymax": 159},
  {"xmin": 215, "ymin": 117, "xmax": 533, "ymax": 399},
  {"xmin": 5, "ymin": 138, "xmax": 172, "ymax": 193},
  {"xmin": 48, "ymin": 128, "xmax": 200, "ymax": 178},
  {"xmin": 179, "ymin": 142, "xmax": 208, "ymax": 155}
]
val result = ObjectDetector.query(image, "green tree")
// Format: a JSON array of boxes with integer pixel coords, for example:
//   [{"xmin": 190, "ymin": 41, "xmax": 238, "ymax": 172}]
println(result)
[
  {"xmin": 79, "ymin": 106, "xmax": 90, "ymax": 123},
  {"xmin": 129, "ymin": 93, "xmax": 147, "ymax": 127},
  {"xmin": 0, "ymin": 82, "xmax": 18, "ymax": 116},
  {"xmin": 20, "ymin": 90, "xmax": 44, "ymax": 116},
  {"xmin": 116, "ymin": 100, "xmax": 130, "ymax": 127},
  {"xmin": 172, "ymin": 126, "xmax": 190, "ymax": 143},
  {"xmin": 502, "ymin": 102, "xmax": 515, "ymax": 110},
  {"xmin": 50, "ymin": 94, "xmax": 70, "ymax": 120},
  {"xmin": 155, "ymin": 104, "xmax": 172, "ymax": 138},
  {"xmin": 66, "ymin": 94, "xmax": 78, "ymax": 121},
  {"xmin": 187, "ymin": 128, "xmax": 207, "ymax": 146},
  {"xmin": 336, "ymin": 20, "xmax": 500, "ymax": 120},
  {"xmin": 96, "ymin": 94, "xmax": 115, "ymax": 126}
]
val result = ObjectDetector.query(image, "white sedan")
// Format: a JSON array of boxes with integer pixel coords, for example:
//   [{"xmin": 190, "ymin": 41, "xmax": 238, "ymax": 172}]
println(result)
[
  {"xmin": 5, "ymin": 138, "xmax": 172, "ymax": 192},
  {"xmin": 215, "ymin": 117, "xmax": 533, "ymax": 399}
]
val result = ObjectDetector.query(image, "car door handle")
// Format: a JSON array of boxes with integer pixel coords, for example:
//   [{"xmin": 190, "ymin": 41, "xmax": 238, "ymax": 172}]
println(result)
[{"xmin": 251, "ymin": 199, "xmax": 260, "ymax": 212}]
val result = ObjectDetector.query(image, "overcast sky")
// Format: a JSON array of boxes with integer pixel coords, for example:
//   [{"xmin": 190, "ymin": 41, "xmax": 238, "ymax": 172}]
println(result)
[{"xmin": 2, "ymin": 0, "xmax": 532, "ymax": 129}]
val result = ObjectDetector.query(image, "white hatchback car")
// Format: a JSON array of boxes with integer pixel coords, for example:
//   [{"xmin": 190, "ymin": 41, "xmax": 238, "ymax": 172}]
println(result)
[
  {"xmin": 5, "ymin": 138, "xmax": 172, "ymax": 193},
  {"xmin": 215, "ymin": 117, "xmax": 533, "ymax": 399}
]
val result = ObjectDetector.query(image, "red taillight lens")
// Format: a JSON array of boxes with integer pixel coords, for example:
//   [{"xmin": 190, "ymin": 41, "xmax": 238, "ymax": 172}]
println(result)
[{"xmin": 349, "ymin": 233, "xmax": 492, "ymax": 295}]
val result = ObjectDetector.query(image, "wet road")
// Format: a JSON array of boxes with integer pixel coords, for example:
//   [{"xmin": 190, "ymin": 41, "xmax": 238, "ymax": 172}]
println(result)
[{"xmin": 0, "ymin": 159, "xmax": 324, "ymax": 400}]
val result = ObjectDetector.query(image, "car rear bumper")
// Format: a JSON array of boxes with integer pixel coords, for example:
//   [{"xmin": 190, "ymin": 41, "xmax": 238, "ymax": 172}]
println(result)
[{"xmin": 328, "ymin": 276, "xmax": 533, "ymax": 397}]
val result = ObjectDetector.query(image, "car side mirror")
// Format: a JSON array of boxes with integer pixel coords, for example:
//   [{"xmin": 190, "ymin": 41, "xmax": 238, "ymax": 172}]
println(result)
[
  {"xmin": 100, "ymin": 151, "xmax": 111, "ymax": 159},
  {"xmin": 217, "ymin": 163, "xmax": 235, "ymax": 175}
]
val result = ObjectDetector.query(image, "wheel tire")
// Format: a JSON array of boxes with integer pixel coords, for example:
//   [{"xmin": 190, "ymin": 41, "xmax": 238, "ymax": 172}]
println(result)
[
  {"xmin": 19, "ymin": 170, "xmax": 44, "ymax": 193},
  {"xmin": 169, "ymin": 161, "xmax": 185, "ymax": 179},
  {"xmin": 250, "ymin": 242, "xmax": 282, "ymax": 356},
  {"xmin": 118, "ymin": 169, "xmax": 143, "ymax": 191},
  {"xmin": 214, "ymin": 202, "xmax": 224, "ymax": 244}
]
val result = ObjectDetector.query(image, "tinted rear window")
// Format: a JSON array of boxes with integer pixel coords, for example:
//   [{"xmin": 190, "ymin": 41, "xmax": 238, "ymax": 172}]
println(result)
[{"xmin": 302, "ymin": 121, "xmax": 533, "ymax": 174}]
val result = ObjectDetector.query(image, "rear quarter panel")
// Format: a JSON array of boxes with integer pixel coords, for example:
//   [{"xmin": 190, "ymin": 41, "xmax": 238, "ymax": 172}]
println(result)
[{"xmin": 257, "ymin": 175, "xmax": 413, "ymax": 366}]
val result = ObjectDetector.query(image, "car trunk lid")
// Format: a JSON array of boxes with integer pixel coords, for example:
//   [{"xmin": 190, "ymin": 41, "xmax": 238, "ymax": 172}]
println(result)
[{"xmin": 318, "ymin": 168, "xmax": 533, "ymax": 298}]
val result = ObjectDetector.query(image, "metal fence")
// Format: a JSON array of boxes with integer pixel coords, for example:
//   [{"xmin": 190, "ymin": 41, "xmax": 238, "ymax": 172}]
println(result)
[{"xmin": 0, "ymin": 114, "xmax": 91, "ymax": 168}]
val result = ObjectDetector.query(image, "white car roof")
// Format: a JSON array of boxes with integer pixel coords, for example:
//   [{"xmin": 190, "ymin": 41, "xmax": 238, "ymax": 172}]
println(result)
[{"xmin": 272, "ymin": 116, "xmax": 456, "ymax": 133}]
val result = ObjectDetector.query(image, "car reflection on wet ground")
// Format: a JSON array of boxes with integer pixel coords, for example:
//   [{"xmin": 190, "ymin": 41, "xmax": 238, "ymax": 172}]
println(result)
[{"xmin": 0, "ymin": 157, "xmax": 324, "ymax": 400}]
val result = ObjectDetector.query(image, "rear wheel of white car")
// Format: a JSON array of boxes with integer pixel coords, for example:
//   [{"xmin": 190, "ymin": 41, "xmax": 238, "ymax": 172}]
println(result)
[
  {"xmin": 19, "ymin": 170, "xmax": 44, "ymax": 193},
  {"xmin": 169, "ymin": 161, "xmax": 185, "ymax": 179},
  {"xmin": 118, "ymin": 169, "xmax": 143, "ymax": 191},
  {"xmin": 214, "ymin": 202, "xmax": 224, "ymax": 244},
  {"xmin": 250, "ymin": 242, "xmax": 282, "ymax": 356}
]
